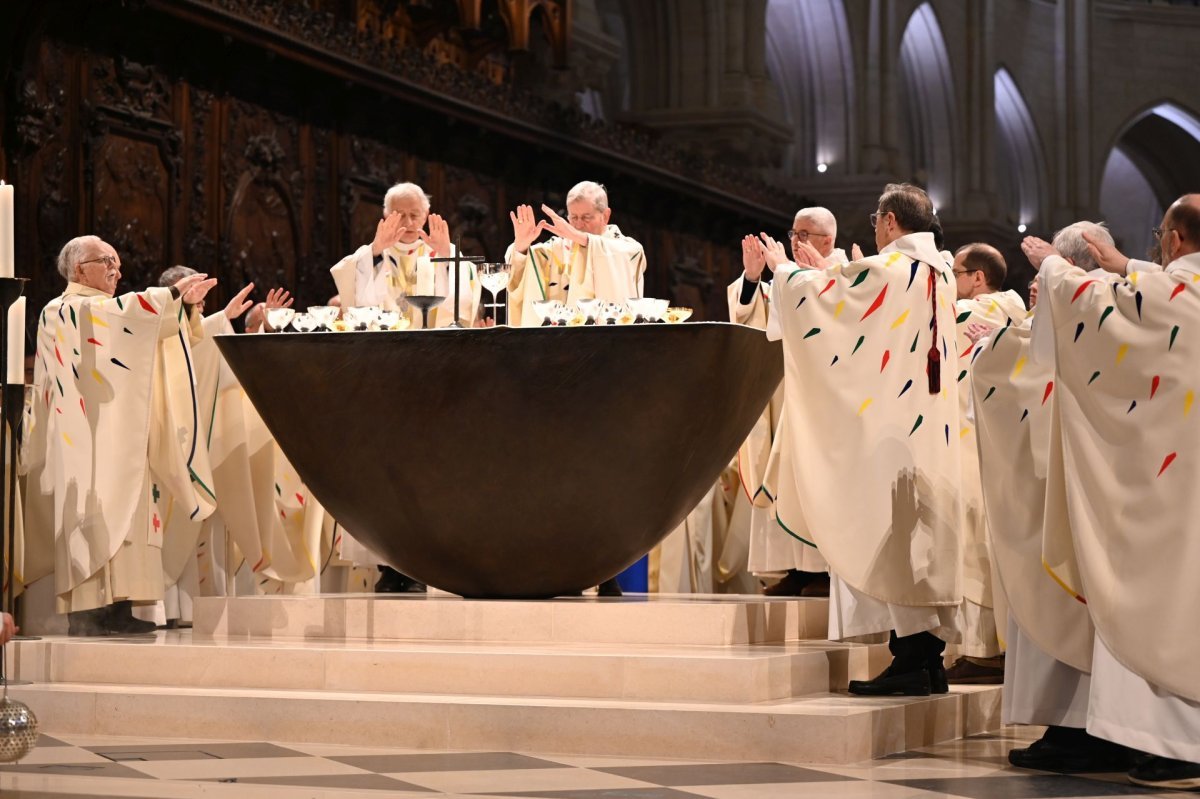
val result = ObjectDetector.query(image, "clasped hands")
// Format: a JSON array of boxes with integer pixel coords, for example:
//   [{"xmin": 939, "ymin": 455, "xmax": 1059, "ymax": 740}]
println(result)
[{"xmin": 510, "ymin": 204, "xmax": 591, "ymax": 253}]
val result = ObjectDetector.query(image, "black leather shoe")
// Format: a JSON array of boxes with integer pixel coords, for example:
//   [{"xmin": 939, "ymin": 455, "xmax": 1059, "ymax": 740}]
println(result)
[
  {"xmin": 598, "ymin": 578, "xmax": 623, "ymax": 597},
  {"xmin": 945, "ymin": 654, "xmax": 1004, "ymax": 684},
  {"xmin": 67, "ymin": 607, "xmax": 109, "ymax": 637},
  {"xmin": 928, "ymin": 661, "xmax": 949, "ymax": 694},
  {"xmin": 106, "ymin": 601, "xmax": 157, "ymax": 635},
  {"xmin": 1129, "ymin": 756, "xmax": 1200, "ymax": 791},
  {"xmin": 375, "ymin": 567, "xmax": 426, "ymax": 594},
  {"xmin": 848, "ymin": 663, "xmax": 931, "ymax": 696},
  {"xmin": 1009, "ymin": 726, "xmax": 1139, "ymax": 772},
  {"xmin": 764, "ymin": 570, "xmax": 829, "ymax": 597}
]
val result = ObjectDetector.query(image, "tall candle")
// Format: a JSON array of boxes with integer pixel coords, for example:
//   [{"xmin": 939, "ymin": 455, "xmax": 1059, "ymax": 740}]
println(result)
[
  {"xmin": 6, "ymin": 297, "xmax": 25, "ymax": 384},
  {"xmin": 0, "ymin": 181, "xmax": 14, "ymax": 279},
  {"xmin": 415, "ymin": 255, "xmax": 435, "ymax": 295}
]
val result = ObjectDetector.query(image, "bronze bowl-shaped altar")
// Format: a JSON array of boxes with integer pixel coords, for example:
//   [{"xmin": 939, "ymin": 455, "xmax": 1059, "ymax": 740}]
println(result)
[{"xmin": 216, "ymin": 323, "xmax": 782, "ymax": 598}]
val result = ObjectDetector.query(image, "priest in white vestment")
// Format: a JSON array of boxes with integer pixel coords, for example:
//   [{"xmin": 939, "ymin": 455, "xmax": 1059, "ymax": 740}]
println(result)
[
  {"xmin": 944, "ymin": 244, "xmax": 1026, "ymax": 682},
  {"xmin": 1033, "ymin": 196, "xmax": 1200, "ymax": 790},
  {"xmin": 504, "ymin": 181, "xmax": 647, "ymax": 328},
  {"xmin": 24, "ymin": 236, "xmax": 218, "ymax": 635},
  {"xmin": 330, "ymin": 182, "xmax": 481, "ymax": 329},
  {"xmin": 761, "ymin": 184, "xmax": 962, "ymax": 697},
  {"xmin": 727, "ymin": 207, "xmax": 846, "ymax": 596},
  {"xmin": 973, "ymin": 223, "xmax": 1137, "ymax": 773}
]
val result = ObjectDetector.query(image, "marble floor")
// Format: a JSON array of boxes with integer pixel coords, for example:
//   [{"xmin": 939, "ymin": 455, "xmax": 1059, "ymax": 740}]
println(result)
[{"xmin": 0, "ymin": 726, "xmax": 1178, "ymax": 798}]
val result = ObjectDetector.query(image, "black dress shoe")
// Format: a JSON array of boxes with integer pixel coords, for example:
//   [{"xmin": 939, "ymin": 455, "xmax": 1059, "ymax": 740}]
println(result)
[
  {"xmin": 598, "ymin": 578, "xmax": 623, "ymax": 597},
  {"xmin": 763, "ymin": 570, "xmax": 830, "ymax": 597},
  {"xmin": 106, "ymin": 601, "xmax": 157, "ymax": 635},
  {"xmin": 67, "ymin": 607, "xmax": 109, "ymax": 637},
  {"xmin": 1008, "ymin": 726, "xmax": 1139, "ymax": 772},
  {"xmin": 1129, "ymin": 756, "xmax": 1200, "ymax": 791},
  {"xmin": 928, "ymin": 661, "xmax": 949, "ymax": 694},
  {"xmin": 375, "ymin": 567, "xmax": 426, "ymax": 594},
  {"xmin": 848, "ymin": 662, "xmax": 931, "ymax": 696}
]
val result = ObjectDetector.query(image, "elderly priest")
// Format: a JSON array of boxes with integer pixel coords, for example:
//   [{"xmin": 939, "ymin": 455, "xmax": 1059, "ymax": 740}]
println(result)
[
  {"xmin": 760, "ymin": 183, "xmax": 963, "ymax": 697},
  {"xmin": 24, "ymin": 235, "xmax": 218, "ymax": 635}
]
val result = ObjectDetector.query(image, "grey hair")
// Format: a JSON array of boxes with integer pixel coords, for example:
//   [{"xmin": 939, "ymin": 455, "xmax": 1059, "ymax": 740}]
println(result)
[
  {"xmin": 565, "ymin": 181, "xmax": 609, "ymax": 212},
  {"xmin": 1052, "ymin": 221, "xmax": 1113, "ymax": 272},
  {"xmin": 56, "ymin": 235, "xmax": 102, "ymax": 282},
  {"xmin": 159, "ymin": 265, "xmax": 197, "ymax": 287},
  {"xmin": 383, "ymin": 182, "xmax": 431, "ymax": 214},
  {"xmin": 794, "ymin": 207, "xmax": 837, "ymax": 236}
]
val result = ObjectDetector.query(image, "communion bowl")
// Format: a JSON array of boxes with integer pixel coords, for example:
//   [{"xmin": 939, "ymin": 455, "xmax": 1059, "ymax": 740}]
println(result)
[{"xmin": 217, "ymin": 323, "xmax": 782, "ymax": 599}]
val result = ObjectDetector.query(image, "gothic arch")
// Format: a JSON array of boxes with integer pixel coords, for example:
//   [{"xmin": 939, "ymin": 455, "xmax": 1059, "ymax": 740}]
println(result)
[
  {"xmin": 764, "ymin": 0, "xmax": 856, "ymax": 176},
  {"xmin": 993, "ymin": 67, "xmax": 1047, "ymax": 228},
  {"xmin": 897, "ymin": 2, "xmax": 958, "ymax": 211},
  {"xmin": 1099, "ymin": 101, "xmax": 1200, "ymax": 258}
]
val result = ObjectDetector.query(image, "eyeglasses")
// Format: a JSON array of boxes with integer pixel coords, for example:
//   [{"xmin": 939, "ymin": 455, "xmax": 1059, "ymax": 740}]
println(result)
[
  {"xmin": 78, "ymin": 255, "xmax": 120, "ymax": 269},
  {"xmin": 1152, "ymin": 226, "xmax": 1175, "ymax": 240},
  {"xmin": 952, "ymin": 268, "xmax": 978, "ymax": 277},
  {"xmin": 787, "ymin": 230, "xmax": 830, "ymax": 242},
  {"xmin": 869, "ymin": 211, "xmax": 887, "ymax": 227}
]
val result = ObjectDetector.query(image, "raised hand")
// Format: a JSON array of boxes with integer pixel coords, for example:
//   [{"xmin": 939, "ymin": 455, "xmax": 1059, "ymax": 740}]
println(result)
[
  {"xmin": 1081, "ymin": 231, "xmax": 1131, "ymax": 275},
  {"xmin": 224, "ymin": 282, "xmax": 255, "ymax": 321},
  {"xmin": 851, "ymin": 243, "xmax": 865, "ymax": 261},
  {"xmin": 246, "ymin": 303, "xmax": 267, "ymax": 333},
  {"xmin": 510, "ymin": 204, "xmax": 544, "ymax": 254},
  {"xmin": 371, "ymin": 212, "xmax": 408, "ymax": 257},
  {"xmin": 741, "ymin": 234, "xmax": 766, "ymax": 281},
  {"xmin": 173, "ymin": 273, "xmax": 217, "ymax": 305},
  {"xmin": 416, "ymin": 213, "xmax": 452, "ymax": 257},
  {"xmin": 792, "ymin": 239, "xmax": 824, "ymax": 269},
  {"xmin": 758, "ymin": 233, "xmax": 790, "ymax": 268},
  {"xmin": 1020, "ymin": 236, "xmax": 1058, "ymax": 271},
  {"xmin": 264, "ymin": 287, "xmax": 294, "ymax": 311},
  {"xmin": 540, "ymin": 204, "xmax": 588, "ymax": 246}
]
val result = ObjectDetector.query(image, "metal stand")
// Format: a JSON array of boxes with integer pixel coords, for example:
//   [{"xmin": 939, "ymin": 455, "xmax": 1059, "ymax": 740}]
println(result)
[
  {"xmin": 432, "ymin": 244, "xmax": 484, "ymax": 328},
  {"xmin": 0, "ymin": 278, "xmax": 36, "ymax": 685}
]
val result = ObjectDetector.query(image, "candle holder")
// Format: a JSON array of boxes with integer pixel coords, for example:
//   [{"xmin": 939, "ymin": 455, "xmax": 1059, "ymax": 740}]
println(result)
[
  {"xmin": 0, "ymin": 277, "xmax": 34, "ymax": 692},
  {"xmin": 431, "ymin": 244, "xmax": 484, "ymax": 329}
]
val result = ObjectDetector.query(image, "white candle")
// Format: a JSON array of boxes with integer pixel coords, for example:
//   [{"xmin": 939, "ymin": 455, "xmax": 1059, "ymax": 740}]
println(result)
[
  {"xmin": 0, "ymin": 181, "xmax": 14, "ymax": 279},
  {"xmin": 415, "ymin": 256, "xmax": 435, "ymax": 296},
  {"xmin": 6, "ymin": 297, "xmax": 25, "ymax": 384}
]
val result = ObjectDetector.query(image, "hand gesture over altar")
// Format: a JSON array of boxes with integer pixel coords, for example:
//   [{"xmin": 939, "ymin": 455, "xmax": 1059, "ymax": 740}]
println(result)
[
  {"xmin": 419, "ymin": 213, "xmax": 453, "ymax": 257},
  {"xmin": 371, "ymin": 212, "xmax": 408, "ymax": 257},
  {"xmin": 757, "ymin": 233, "xmax": 790, "ymax": 268},
  {"xmin": 510, "ymin": 204, "xmax": 546, "ymax": 254},
  {"xmin": 742, "ymin": 234, "xmax": 767, "ymax": 281},
  {"xmin": 540, "ymin": 204, "xmax": 589, "ymax": 247}
]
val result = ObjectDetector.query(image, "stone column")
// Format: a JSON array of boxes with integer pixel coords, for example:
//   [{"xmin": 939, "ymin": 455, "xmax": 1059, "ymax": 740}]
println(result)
[{"xmin": 1052, "ymin": 0, "xmax": 1093, "ymax": 226}]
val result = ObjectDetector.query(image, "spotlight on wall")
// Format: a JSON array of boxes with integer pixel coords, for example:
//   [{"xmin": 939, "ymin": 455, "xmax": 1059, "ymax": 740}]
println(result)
[
  {"xmin": 816, "ymin": 163, "xmax": 828, "ymax": 173},
  {"xmin": 1018, "ymin": 223, "xmax": 1027, "ymax": 234}
]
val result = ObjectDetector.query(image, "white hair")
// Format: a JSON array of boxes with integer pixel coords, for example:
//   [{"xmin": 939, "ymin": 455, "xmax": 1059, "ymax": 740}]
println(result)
[
  {"xmin": 565, "ymin": 181, "xmax": 609, "ymax": 212},
  {"xmin": 56, "ymin": 235, "xmax": 102, "ymax": 282},
  {"xmin": 1053, "ymin": 221, "xmax": 1113, "ymax": 272},
  {"xmin": 383, "ymin": 182, "xmax": 431, "ymax": 214},
  {"xmin": 794, "ymin": 206, "xmax": 837, "ymax": 236}
]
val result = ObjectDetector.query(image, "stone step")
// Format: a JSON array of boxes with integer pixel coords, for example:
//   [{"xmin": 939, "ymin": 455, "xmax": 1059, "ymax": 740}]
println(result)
[
  {"xmin": 8, "ymin": 633, "xmax": 890, "ymax": 704},
  {"xmin": 8, "ymin": 680, "xmax": 1001, "ymax": 764},
  {"xmin": 192, "ymin": 593, "xmax": 830, "ymax": 646}
]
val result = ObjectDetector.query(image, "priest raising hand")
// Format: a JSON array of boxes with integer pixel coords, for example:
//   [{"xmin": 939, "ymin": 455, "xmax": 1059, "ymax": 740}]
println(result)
[
  {"xmin": 330, "ymin": 181, "xmax": 480, "ymax": 328},
  {"xmin": 741, "ymin": 234, "xmax": 767, "ymax": 282},
  {"xmin": 510, "ymin": 204, "xmax": 545, "ymax": 254},
  {"xmin": 540, "ymin": 203, "xmax": 590, "ymax": 246},
  {"xmin": 757, "ymin": 232, "xmax": 791, "ymax": 268},
  {"xmin": 419, "ymin": 213, "xmax": 453, "ymax": 258},
  {"xmin": 503, "ymin": 181, "xmax": 646, "ymax": 328},
  {"xmin": 371, "ymin": 212, "xmax": 408, "ymax": 258}
]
